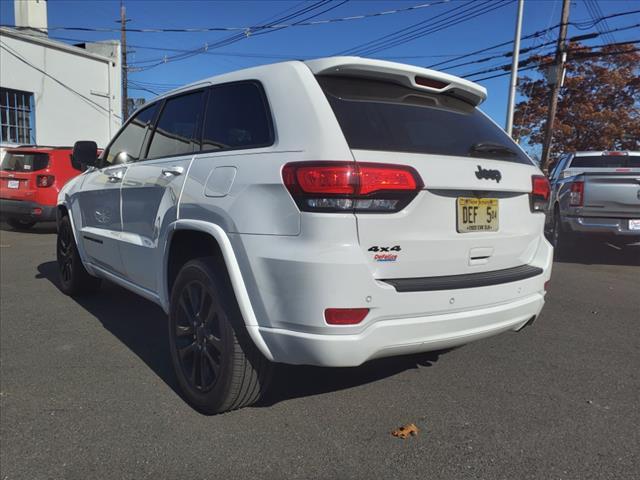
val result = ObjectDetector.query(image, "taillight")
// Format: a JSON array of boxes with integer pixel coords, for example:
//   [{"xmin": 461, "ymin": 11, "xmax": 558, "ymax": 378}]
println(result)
[
  {"xmin": 282, "ymin": 162, "xmax": 423, "ymax": 213},
  {"xmin": 36, "ymin": 175, "xmax": 55, "ymax": 188},
  {"xmin": 530, "ymin": 175, "xmax": 550, "ymax": 212},
  {"xmin": 325, "ymin": 308, "xmax": 369, "ymax": 325},
  {"xmin": 569, "ymin": 181, "xmax": 584, "ymax": 207}
]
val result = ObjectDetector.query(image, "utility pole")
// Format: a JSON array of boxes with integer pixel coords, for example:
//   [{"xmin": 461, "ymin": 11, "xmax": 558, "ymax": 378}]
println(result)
[
  {"xmin": 540, "ymin": 0, "xmax": 571, "ymax": 172},
  {"xmin": 505, "ymin": 0, "xmax": 524, "ymax": 137},
  {"xmin": 118, "ymin": 1, "xmax": 129, "ymax": 122}
]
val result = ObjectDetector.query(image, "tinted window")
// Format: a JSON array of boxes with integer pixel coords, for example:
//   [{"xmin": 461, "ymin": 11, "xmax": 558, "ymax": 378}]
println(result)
[
  {"xmin": 104, "ymin": 103, "xmax": 159, "ymax": 166},
  {"xmin": 201, "ymin": 82, "xmax": 272, "ymax": 151},
  {"xmin": 318, "ymin": 76, "xmax": 532, "ymax": 165},
  {"xmin": 569, "ymin": 155, "xmax": 640, "ymax": 168},
  {"xmin": 0, "ymin": 152, "xmax": 48, "ymax": 172},
  {"xmin": 146, "ymin": 91, "xmax": 204, "ymax": 160},
  {"xmin": 549, "ymin": 155, "xmax": 567, "ymax": 179}
]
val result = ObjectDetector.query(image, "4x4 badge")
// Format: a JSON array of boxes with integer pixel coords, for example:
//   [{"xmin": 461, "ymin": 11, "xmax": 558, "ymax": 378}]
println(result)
[{"xmin": 475, "ymin": 165, "xmax": 502, "ymax": 183}]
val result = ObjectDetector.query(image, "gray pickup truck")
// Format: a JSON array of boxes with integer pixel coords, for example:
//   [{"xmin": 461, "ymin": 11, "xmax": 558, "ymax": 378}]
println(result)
[{"xmin": 547, "ymin": 151, "xmax": 640, "ymax": 253}]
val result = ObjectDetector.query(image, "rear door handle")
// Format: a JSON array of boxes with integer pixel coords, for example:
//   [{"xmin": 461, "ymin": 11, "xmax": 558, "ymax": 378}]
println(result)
[{"xmin": 162, "ymin": 166, "xmax": 184, "ymax": 176}]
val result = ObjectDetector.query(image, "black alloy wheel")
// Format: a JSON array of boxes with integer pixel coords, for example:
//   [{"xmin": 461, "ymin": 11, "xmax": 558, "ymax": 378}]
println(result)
[
  {"xmin": 168, "ymin": 258, "xmax": 272, "ymax": 414},
  {"xmin": 173, "ymin": 279, "xmax": 225, "ymax": 392},
  {"xmin": 57, "ymin": 218, "xmax": 74, "ymax": 285},
  {"xmin": 56, "ymin": 215, "xmax": 101, "ymax": 295}
]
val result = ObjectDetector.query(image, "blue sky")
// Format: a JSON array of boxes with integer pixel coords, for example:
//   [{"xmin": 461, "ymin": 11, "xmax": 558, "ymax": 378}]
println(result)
[{"xmin": 1, "ymin": 0, "xmax": 638, "ymax": 128}]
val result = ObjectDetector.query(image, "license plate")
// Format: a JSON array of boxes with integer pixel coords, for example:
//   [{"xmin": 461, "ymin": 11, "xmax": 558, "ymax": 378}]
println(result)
[
  {"xmin": 457, "ymin": 197, "xmax": 499, "ymax": 233},
  {"xmin": 7, "ymin": 180, "xmax": 19, "ymax": 189},
  {"xmin": 629, "ymin": 219, "xmax": 640, "ymax": 231}
]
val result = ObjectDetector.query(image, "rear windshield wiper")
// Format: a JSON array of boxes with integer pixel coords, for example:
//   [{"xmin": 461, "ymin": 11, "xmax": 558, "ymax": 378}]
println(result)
[{"xmin": 469, "ymin": 142, "xmax": 518, "ymax": 158}]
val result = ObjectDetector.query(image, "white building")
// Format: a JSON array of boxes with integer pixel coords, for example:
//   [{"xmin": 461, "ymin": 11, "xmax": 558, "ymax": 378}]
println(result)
[{"xmin": 0, "ymin": 0, "xmax": 121, "ymax": 149}]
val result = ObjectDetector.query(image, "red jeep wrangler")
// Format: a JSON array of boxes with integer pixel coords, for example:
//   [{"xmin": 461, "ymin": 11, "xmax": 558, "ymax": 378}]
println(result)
[{"xmin": 0, "ymin": 146, "xmax": 82, "ymax": 229}]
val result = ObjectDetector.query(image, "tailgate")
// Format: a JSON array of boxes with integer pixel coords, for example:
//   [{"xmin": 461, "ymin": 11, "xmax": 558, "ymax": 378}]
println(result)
[
  {"xmin": 582, "ymin": 173, "xmax": 640, "ymax": 218},
  {"xmin": 316, "ymin": 74, "xmax": 545, "ymax": 280},
  {"xmin": 352, "ymin": 150, "xmax": 543, "ymax": 278},
  {"xmin": 0, "ymin": 171, "xmax": 36, "ymax": 199},
  {"xmin": 0, "ymin": 151, "xmax": 49, "ymax": 200}
]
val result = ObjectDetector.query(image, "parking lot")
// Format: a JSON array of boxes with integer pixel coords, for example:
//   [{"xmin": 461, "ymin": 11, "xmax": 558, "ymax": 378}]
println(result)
[{"xmin": 0, "ymin": 223, "xmax": 638, "ymax": 479}]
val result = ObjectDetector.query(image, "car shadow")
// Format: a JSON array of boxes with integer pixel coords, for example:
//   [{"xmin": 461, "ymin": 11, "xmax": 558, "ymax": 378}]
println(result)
[
  {"xmin": 0, "ymin": 221, "xmax": 57, "ymax": 234},
  {"xmin": 36, "ymin": 260, "xmax": 181, "ymax": 395},
  {"xmin": 36, "ymin": 261, "xmax": 448, "ymax": 411},
  {"xmin": 258, "ymin": 350, "xmax": 444, "ymax": 408},
  {"xmin": 554, "ymin": 239, "xmax": 640, "ymax": 266}
]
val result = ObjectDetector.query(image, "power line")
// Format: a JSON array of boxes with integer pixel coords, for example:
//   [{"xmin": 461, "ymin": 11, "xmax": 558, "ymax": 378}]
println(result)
[
  {"xmin": 471, "ymin": 46, "xmax": 640, "ymax": 82},
  {"xmin": 361, "ymin": 0, "xmax": 513, "ymax": 56},
  {"xmin": 128, "ymin": 81, "xmax": 160, "ymax": 96},
  {"xmin": 0, "ymin": 40, "xmax": 120, "ymax": 120},
  {"xmin": 438, "ymin": 21, "xmax": 640, "ymax": 73},
  {"xmin": 584, "ymin": 0, "xmax": 616, "ymax": 44},
  {"xmin": 2, "ymin": 28, "xmax": 472, "ymax": 62},
  {"xmin": 571, "ymin": 7, "xmax": 640, "ymax": 30},
  {"xmin": 464, "ymin": 40, "xmax": 640, "ymax": 81},
  {"xmin": 340, "ymin": 0, "xmax": 514, "ymax": 57},
  {"xmin": 338, "ymin": 0, "xmax": 470, "ymax": 55},
  {"xmin": 427, "ymin": 7, "xmax": 640, "ymax": 69},
  {"xmin": 0, "ymin": 1, "xmax": 451, "ymax": 33},
  {"xmin": 129, "ymin": 0, "xmax": 343, "ymax": 71},
  {"xmin": 236, "ymin": 0, "xmax": 350, "ymax": 40}
]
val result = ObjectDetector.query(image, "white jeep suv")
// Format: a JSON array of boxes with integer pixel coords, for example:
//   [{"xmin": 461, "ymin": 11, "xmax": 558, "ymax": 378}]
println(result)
[{"xmin": 56, "ymin": 57, "xmax": 553, "ymax": 413}]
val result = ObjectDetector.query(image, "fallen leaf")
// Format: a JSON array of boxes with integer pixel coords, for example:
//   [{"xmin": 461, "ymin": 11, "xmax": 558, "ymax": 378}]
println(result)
[{"xmin": 391, "ymin": 423, "xmax": 419, "ymax": 439}]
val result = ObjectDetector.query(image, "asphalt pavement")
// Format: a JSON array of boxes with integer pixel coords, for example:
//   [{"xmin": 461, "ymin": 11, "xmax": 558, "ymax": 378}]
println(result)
[{"xmin": 1, "ymin": 223, "xmax": 639, "ymax": 480}]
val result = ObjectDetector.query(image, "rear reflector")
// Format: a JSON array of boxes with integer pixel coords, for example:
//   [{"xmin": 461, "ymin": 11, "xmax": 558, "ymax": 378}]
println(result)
[
  {"xmin": 32, "ymin": 207, "xmax": 42, "ymax": 216},
  {"xmin": 325, "ymin": 308, "xmax": 369, "ymax": 325},
  {"xmin": 415, "ymin": 76, "xmax": 449, "ymax": 89},
  {"xmin": 544, "ymin": 280, "xmax": 550, "ymax": 292},
  {"xmin": 530, "ymin": 175, "xmax": 550, "ymax": 212},
  {"xmin": 282, "ymin": 162, "xmax": 423, "ymax": 213},
  {"xmin": 569, "ymin": 181, "xmax": 584, "ymax": 207}
]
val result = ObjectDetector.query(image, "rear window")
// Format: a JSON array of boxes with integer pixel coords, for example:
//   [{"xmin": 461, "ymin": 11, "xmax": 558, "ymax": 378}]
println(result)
[
  {"xmin": 569, "ymin": 155, "xmax": 640, "ymax": 168},
  {"xmin": 201, "ymin": 82, "xmax": 273, "ymax": 151},
  {"xmin": 0, "ymin": 152, "xmax": 49, "ymax": 172},
  {"xmin": 318, "ymin": 76, "xmax": 532, "ymax": 165}
]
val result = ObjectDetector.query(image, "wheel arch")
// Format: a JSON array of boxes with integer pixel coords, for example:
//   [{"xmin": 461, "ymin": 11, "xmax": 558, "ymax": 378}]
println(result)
[{"xmin": 164, "ymin": 220, "xmax": 274, "ymax": 362}]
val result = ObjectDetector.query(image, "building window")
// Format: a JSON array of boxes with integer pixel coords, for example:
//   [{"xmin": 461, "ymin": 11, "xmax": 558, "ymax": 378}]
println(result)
[{"xmin": 0, "ymin": 88, "xmax": 35, "ymax": 145}]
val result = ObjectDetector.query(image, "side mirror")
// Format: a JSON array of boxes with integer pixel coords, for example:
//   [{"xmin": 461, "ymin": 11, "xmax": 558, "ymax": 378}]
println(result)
[{"xmin": 72, "ymin": 141, "xmax": 98, "ymax": 171}]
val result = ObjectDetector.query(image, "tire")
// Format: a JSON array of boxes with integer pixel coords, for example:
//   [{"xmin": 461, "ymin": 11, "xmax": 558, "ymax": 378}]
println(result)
[
  {"xmin": 56, "ymin": 215, "xmax": 102, "ymax": 295},
  {"xmin": 168, "ymin": 257, "xmax": 272, "ymax": 414},
  {"xmin": 7, "ymin": 218, "xmax": 36, "ymax": 230},
  {"xmin": 551, "ymin": 207, "xmax": 575, "ymax": 258}
]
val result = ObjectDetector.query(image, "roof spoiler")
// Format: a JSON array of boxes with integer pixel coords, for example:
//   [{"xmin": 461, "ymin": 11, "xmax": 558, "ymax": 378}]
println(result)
[{"xmin": 305, "ymin": 56, "xmax": 487, "ymax": 106}]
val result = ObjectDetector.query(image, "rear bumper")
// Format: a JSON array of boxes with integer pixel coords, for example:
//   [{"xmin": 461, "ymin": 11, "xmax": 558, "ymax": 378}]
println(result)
[
  {"xmin": 564, "ymin": 216, "xmax": 640, "ymax": 236},
  {"xmin": 255, "ymin": 293, "xmax": 544, "ymax": 367},
  {"xmin": 236, "ymin": 229, "xmax": 553, "ymax": 367},
  {"xmin": 0, "ymin": 198, "xmax": 56, "ymax": 222}
]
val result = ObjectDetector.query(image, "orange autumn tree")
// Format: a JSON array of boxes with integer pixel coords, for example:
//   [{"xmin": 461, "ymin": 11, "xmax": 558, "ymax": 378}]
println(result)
[{"xmin": 513, "ymin": 43, "xmax": 640, "ymax": 164}]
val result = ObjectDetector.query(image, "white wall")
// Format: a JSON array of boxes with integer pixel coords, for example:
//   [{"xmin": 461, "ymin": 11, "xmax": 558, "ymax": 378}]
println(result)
[{"xmin": 0, "ymin": 29, "xmax": 121, "ymax": 148}]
